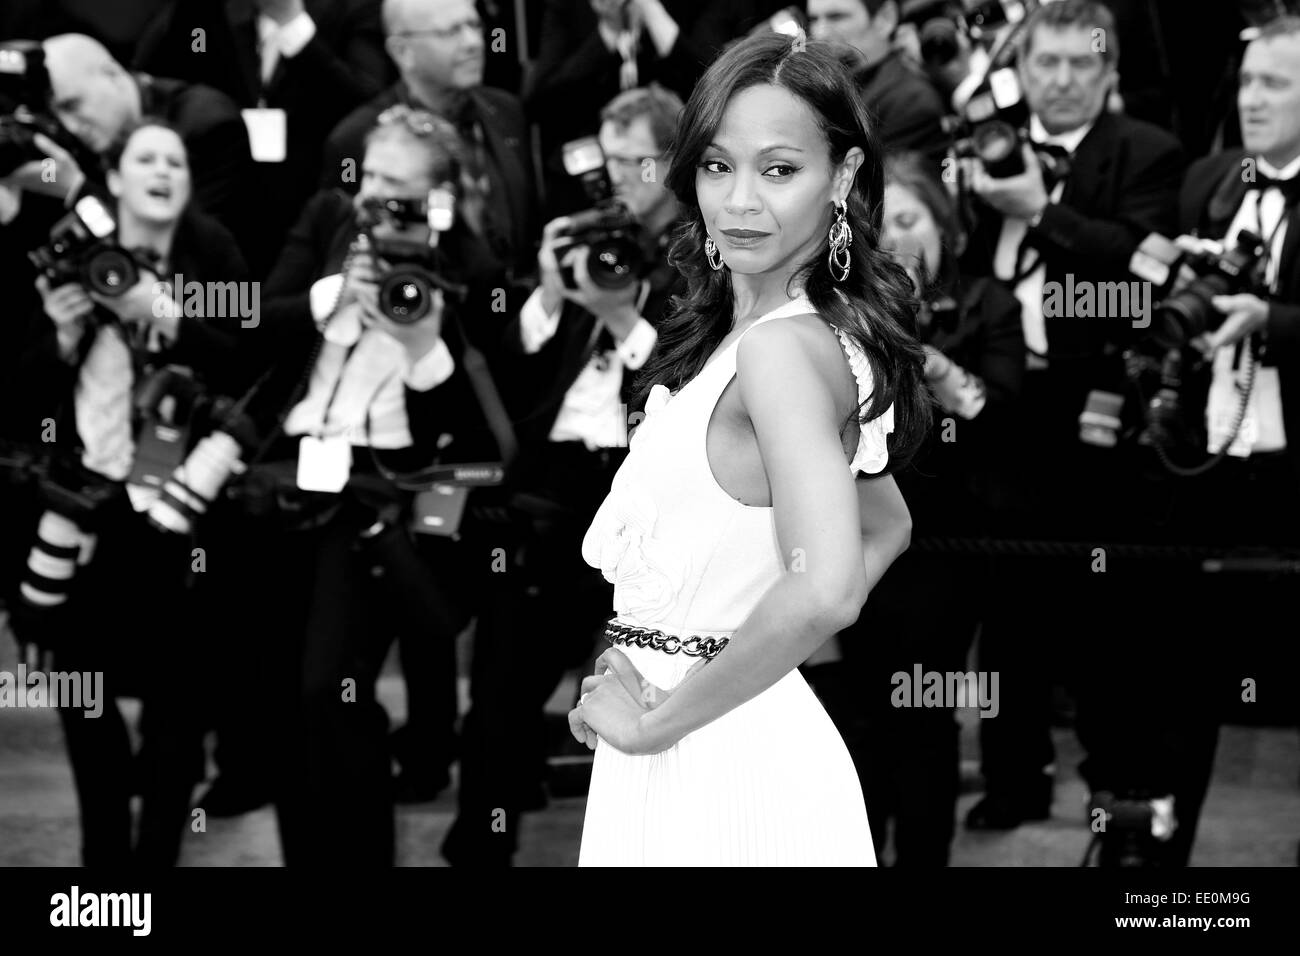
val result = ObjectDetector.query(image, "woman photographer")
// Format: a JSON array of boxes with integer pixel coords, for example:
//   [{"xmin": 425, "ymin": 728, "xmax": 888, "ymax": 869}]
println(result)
[
  {"xmin": 828, "ymin": 149, "xmax": 1025, "ymax": 866},
  {"xmin": 207, "ymin": 105, "xmax": 509, "ymax": 866},
  {"xmin": 10, "ymin": 116, "xmax": 248, "ymax": 866}
]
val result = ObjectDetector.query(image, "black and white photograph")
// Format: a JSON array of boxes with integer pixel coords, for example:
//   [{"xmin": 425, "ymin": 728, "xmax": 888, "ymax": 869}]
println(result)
[{"xmin": 0, "ymin": 0, "xmax": 1297, "ymax": 933}]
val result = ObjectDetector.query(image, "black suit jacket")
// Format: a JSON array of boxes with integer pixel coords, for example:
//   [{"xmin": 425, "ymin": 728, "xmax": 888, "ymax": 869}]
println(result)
[
  {"xmin": 1179, "ymin": 150, "xmax": 1300, "ymax": 476},
  {"xmin": 134, "ymin": 0, "xmax": 394, "ymax": 273},
  {"xmin": 245, "ymin": 189, "xmax": 505, "ymax": 469},
  {"xmin": 855, "ymin": 52, "xmax": 949, "ymax": 166},
  {"xmin": 963, "ymin": 111, "xmax": 1185, "ymax": 368},
  {"xmin": 322, "ymin": 83, "xmax": 539, "ymax": 282}
]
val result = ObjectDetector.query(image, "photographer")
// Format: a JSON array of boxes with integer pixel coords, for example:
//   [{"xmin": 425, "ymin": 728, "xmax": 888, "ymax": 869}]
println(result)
[
  {"xmin": 1079, "ymin": 12, "xmax": 1300, "ymax": 867},
  {"xmin": 205, "ymin": 104, "xmax": 508, "ymax": 867},
  {"xmin": 6, "ymin": 117, "xmax": 247, "ymax": 867},
  {"xmin": 440, "ymin": 84, "xmax": 685, "ymax": 866},
  {"xmin": 954, "ymin": 0, "xmax": 1186, "ymax": 832}
]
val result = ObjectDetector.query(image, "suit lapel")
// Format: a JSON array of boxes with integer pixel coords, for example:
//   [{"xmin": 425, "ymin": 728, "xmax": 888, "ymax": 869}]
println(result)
[
  {"xmin": 471, "ymin": 89, "xmax": 526, "ymax": 255},
  {"xmin": 1058, "ymin": 112, "xmax": 1115, "ymax": 216},
  {"xmin": 225, "ymin": 0, "xmax": 264, "ymax": 103}
]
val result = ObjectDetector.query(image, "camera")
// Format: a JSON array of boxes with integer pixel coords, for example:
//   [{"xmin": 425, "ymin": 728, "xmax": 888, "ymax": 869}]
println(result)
[
  {"xmin": 1129, "ymin": 231, "xmax": 1267, "ymax": 352},
  {"xmin": 0, "ymin": 40, "xmax": 96, "ymax": 180},
  {"xmin": 355, "ymin": 187, "xmax": 459, "ymax": 324},
  {"xmin": 143, "ymin": 376, "xmax": 259, "ymax": 536},
  {"xmin": 947, "ymin": 68, "xmax": 1035, "ymax": 178},
  {"xmin": 29, "ymin": 194, "xmax": 139, "ymax": 298},
  {"xmin": 552, "ymin": 136, "xmax": 645, "ymax": 291},
  {"xmin": 17, "ymin": 457, "xmax": 121, "ymax": 612},
  {"xmin": 0, "ymin": 40, "xmax": 58, "ymax": 177}
]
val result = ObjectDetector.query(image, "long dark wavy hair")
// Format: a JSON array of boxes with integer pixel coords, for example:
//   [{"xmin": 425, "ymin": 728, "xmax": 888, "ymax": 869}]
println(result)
[{"xmin": 635, "ymin": 32, "xmax": 931, "ymax": 477}]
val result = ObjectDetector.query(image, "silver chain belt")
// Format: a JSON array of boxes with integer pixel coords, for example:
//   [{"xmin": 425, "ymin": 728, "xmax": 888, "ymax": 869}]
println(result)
[{"xmin": 603, "ymin": 620, "xmax": 730, "ymax": 660}]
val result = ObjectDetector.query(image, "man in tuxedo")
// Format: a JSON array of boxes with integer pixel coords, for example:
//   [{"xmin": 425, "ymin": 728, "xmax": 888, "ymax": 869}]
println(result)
[
  {"xmin": 322, "ymin": 0, "xmax": 538, "ymax": 287},
  {"xmin": 440, "ymin": 84, "xmax": 684, "ymax": 866},
  {"xmin": 133, "ymin": 0, "xmax": 395, "ymax": 275},
  {"xmin": 1140, "ymin": 14, "xmax": 1300, "ymax": 865},
  {"xmin": 808, "ymin": 0, "xmax": 948, "ymax": 165},
  {"xmin": 955, "ymin": 0, "xmax": 1186, "ymax": 836}
]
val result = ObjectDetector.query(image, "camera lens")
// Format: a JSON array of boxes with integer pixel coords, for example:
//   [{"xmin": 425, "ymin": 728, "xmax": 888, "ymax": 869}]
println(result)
[
  {"xmin": 379, "ymin": 269, "xmax": 433, "ymax": 324},
  {"xmin": 919, "ymin": 19, "xmax": 960, "ymax": 67},
  {"xmin": 1151, "ymin": 276, "xmax": 1228, "ymax": 351},
  {"xmin": 973, "ymin": 121, "xmax": 1024, "ymax": 178},
  {"xmin": 585, "ymin": 237, "xmax": 643, "ymax": 290},
  {"xmin": 82, "ymin": 247, "xmax": 137, "ymax": 297}
]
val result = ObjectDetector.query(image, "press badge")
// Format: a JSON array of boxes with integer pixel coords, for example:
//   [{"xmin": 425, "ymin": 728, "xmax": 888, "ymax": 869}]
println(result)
[
  {"xmin": 241, "ymin": 107, "xmax": 287, "ymax": 163},
  {"xmin": 296, "ymin": 435, "xmax": 352, "ymax": 492}
]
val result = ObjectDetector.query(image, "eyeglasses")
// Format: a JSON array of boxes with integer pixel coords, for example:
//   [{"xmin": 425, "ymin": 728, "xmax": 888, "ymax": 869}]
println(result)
[
  {"xmin": 392, "ymin": 18, "xmax": 483, "ymax": 41},
  {"xmin": 376, "ymin": 105, "xmax": 441, "ymax": 137}
]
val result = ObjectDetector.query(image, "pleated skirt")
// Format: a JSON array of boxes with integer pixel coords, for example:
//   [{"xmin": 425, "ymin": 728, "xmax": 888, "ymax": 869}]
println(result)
[{"xmin": 578, "ymin": 642, "xmax": 876, "ymax": 867}]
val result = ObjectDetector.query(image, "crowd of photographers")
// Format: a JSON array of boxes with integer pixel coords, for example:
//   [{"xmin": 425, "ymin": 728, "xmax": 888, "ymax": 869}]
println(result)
[{"xmin": 0, "ymin": 0, "xmax": 1297, "ymax": 869}]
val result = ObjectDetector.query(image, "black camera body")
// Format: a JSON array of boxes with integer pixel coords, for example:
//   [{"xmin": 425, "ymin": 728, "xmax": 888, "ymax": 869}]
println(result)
[
  {"xmin": 29, "ymin": 194, "xmax": 139, "ymax": 298},
  {"xmin": 552, "ymin": 136, "xmax": 645, "ymax": 291},
  {"xmin": 0, "ymin": 40, "xmax": 59, "ymax": 177},
  {"xmin": 0, "ymin": 40, "xmax": 97, "ymax": 181},
  {"xmin": 947, "ymin": 67, "xmax": 1034, "ymax": 178},
  {"xmin": 356, "ymin": 189, "xmax": 461, "ymax": 325},
  {"xmin": 1130, "ymin": 231, "xmax": 1267, "ymax": 353}
]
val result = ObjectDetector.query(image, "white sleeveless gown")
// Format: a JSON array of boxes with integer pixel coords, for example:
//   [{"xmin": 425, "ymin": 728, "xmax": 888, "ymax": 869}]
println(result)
[{"xmin": 577, "ymin": 294, "xmax": 893, "ymax": 866}]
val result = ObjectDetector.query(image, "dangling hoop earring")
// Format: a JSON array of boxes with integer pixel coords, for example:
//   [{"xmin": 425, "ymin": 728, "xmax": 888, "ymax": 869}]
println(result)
[
  {"xmin": 828, "ymin": 200, "xmax": 852, "ymax": 282},
  {"xmin": 704, "ymin": 236, "xmax": 724, "ymax": 271}
]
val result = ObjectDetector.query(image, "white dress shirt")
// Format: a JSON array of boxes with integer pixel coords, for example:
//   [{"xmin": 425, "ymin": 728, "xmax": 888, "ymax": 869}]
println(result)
[
  {"xmin": 1204, "ymin": 153, "xmax": 1300, "ymax": 456},
  {"xmin": 282, "ymin": 273, "xmax": 457, "ymax": 447},
  {"xmin": 519, "ymin": 284, "xmax": 657, "ymax": 450},
  {"xmin": 993, "ymin": 115, "xmax": 1095, "ymax": 361},
  {"xmin": 257, "ymin": 10, "xmax": 317, "ymax": 87}
]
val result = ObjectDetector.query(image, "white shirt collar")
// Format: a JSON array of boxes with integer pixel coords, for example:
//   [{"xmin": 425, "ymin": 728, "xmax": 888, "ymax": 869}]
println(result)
[
  {"xmin": 1256, "ymin": 153, "xmax": 1300, "ymax": 182},
  {"xmin": 1029, "ymin": 114, "xmax": 1095, "ymax": 155}
]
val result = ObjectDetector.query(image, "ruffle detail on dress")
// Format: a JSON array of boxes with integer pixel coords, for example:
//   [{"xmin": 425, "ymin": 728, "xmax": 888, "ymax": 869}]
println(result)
[
  {"xmin": 581, "ymin": 484, "xmax": 690, "ymax": 626},
  {"xmin": 834, "ymin": 327, "xmax": 893, "ymax": 476}
]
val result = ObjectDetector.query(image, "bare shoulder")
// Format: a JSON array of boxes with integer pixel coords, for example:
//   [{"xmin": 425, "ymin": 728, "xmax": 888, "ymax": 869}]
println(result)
[{"xmin": 736, "ymin": 313, "xmax": 859, "ymax": 414}]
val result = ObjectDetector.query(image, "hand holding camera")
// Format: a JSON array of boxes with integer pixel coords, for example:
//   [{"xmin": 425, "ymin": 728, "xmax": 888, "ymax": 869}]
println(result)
[
  {"xmin": 965, "ymin": 142, "xmax": 1049, "ymax": 221},
  {"xmin": 36, "ymin": 273, "xmax": 93, "ymax": 328},
  {"xmin": 0, "ymin": 130, "xmax": 85, "ymax": 201},
  {"xmin": 89, "ymin": 268, "xmax": 180, "ymax": 342},
  {"xmin": 1198, "ymin": 294, "xmax": 1270, "ymax": 356},
  {"xmin": 363, "ymin": 279, "xmax": 446, "ymax": 365}
]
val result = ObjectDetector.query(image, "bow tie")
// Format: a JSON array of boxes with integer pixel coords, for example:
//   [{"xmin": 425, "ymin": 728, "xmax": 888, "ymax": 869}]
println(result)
[{"xmin": 1250, "ymin": 172, "xmax": 1300, "ymax": 205}]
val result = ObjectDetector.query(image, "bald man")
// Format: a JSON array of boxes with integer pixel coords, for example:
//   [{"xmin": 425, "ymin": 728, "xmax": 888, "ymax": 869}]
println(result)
[{"xmin": 33, "ymin": 34, "xmax": 256, "ymax": 247}]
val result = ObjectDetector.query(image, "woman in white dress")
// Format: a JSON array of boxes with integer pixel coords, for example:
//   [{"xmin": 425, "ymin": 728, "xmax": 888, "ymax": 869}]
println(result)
[{"xmin": 568, "ymin": 32, "xmax": 932, "ymax": 866}]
